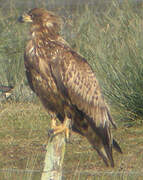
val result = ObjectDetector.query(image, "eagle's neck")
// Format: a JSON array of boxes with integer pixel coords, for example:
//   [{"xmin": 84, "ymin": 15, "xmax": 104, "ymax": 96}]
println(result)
[{"xmin": 30, "ymin": 24, "xmax": 60, "ymax": 44}]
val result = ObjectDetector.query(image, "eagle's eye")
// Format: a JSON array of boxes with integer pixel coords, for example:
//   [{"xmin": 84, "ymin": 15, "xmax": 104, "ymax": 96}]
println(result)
[{"xmin": 29, "ymin": 13, "xmax": 35, "ymax": 19}]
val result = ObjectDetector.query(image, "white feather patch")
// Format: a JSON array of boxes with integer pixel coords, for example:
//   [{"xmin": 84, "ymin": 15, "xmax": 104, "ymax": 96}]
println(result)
[
  {"xmin": 46, "ymin": 22, "xmax": 53, "ymax": 27},
  {"xmin": 28, "ymin": 47, "xmax": 35, "ymax": 56}
]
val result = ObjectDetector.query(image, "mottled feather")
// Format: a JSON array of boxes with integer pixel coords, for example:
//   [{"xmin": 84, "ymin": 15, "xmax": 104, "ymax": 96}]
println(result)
[{"xmin": 19, "ymin": 8, "xmax": 122, "ymax": 167}]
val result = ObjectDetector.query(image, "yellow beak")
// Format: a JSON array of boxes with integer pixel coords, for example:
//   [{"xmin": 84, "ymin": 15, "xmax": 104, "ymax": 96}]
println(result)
[{"xmin": 18, "ymin": 13, "xmax": 32, "ymax": 23}]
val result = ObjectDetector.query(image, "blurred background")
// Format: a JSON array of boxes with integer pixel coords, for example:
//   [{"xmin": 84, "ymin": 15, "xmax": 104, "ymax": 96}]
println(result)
[
  {"xmin": 1, "ymin": 1, "xmax": 143, "ymax": 179},
  {"xmin": 0, "ymin": 0, "xmax": 143, "ymax": 129}
]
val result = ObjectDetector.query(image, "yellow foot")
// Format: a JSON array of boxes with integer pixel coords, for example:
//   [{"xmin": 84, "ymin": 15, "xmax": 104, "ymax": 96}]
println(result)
[{"xmin": 48, "ymin": 117, "xmax": 72, "ymax": 143}]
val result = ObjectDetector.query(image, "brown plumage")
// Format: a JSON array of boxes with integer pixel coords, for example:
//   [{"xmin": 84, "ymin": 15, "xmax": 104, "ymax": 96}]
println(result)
[{"xmin": 19, "ymin": 8, "xmax": 122, "ymax": 167}]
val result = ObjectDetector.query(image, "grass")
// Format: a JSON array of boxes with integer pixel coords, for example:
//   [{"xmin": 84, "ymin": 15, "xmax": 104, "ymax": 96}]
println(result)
[
  {"xmin": 0, "ymin": 102, "xmax": 48, "ymax": 180},
  {"xmin": 0, "ymin": 102, "xmax": 143, "ymax": 179},
  {"xmin": 0, "ymin": 0, "xmax": 143, "ymax": 179},
  {"xmin": 66, "ymin": 1, "xmax": 143, "ymax": 126},
  {"xmin": 1, "ymin": 0, "xmax": 143, "ymax": 125}
]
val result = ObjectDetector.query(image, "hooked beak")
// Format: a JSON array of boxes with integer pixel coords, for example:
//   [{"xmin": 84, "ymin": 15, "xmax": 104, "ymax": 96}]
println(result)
[{"xmin": 18, "ymin": 13, "xmax": 32, "ymax": 23}]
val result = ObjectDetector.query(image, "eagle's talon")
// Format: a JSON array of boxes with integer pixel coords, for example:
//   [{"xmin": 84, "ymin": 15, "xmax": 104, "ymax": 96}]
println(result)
[{"xmin": 48, "ymin": 128, "xmax": 54, "ymax": 137}]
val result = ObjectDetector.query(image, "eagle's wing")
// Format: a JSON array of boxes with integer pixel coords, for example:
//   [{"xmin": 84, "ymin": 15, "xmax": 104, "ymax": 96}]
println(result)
[
  {"xmin": 50, "ymin": 48, "xmax": 120, "ymax": 167},
  {"xmin": 50, "ymin": 49, "xmax": 116, "ymax": 130}
]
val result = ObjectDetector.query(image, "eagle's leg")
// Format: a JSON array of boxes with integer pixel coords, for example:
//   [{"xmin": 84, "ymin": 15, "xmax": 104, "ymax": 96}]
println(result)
[{"xmin": 48, "ymin": 115, "xmax": 72, "ymax": 143}]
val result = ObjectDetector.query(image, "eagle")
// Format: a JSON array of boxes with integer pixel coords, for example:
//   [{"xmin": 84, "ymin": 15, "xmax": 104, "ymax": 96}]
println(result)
[{"xmin": 18, "ymin": 8, "xmax": 122, "ymax": 167}]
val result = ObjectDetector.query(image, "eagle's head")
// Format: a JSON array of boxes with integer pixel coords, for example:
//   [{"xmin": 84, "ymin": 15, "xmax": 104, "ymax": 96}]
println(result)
[{"xmin": 18, "ymin": 8, "xmax": 62, "ymax": 33}]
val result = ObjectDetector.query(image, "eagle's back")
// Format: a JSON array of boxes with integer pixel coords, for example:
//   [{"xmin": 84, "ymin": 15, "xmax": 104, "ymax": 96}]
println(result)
[{"xmin": 22, "ymin": 7, "xmax": 122, "ymax": 167}]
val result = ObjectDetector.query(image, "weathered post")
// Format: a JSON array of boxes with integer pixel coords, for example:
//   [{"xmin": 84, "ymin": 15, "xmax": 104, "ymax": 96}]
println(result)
[
  {"xmin": 41, "ymin": 115, "xmax": 71, "ymax": 180},
  {"xmin": 41, "ymin": 133, "xmax": 66, "ymax": 180}
]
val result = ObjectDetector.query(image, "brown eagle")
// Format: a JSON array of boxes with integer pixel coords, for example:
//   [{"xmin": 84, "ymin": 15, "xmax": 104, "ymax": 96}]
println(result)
[{"xmin": 19, "ymin": 8, "xmax": 122, "ymax": 167}]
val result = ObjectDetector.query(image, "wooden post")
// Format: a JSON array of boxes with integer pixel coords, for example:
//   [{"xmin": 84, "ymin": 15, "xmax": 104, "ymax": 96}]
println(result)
[
  {"xmin": 41, "ymin": 133, "xmax": 66, "ymax": 180},
  {"xmin": 41, "ymin": 116, "xmax": 71, "ymax": 180}
]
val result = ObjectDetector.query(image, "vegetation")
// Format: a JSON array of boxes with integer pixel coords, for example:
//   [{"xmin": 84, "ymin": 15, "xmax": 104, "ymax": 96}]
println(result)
[
  {"xmin": 1, "ymin": 0, "xmax": 143, "ymax": 124},
  {"xmin": 66, "ymin": 1, "xmax": 143, "ymax": 126},
  {"xmin": 0, "ymin": 102, "xmax": 143, "ymax": 179},
  {"xmin": 0, "ymin": 0, "xmax": 143, "ymax": 179}
]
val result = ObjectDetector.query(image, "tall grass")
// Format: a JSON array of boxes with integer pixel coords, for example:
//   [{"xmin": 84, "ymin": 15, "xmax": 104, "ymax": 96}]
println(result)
[
  {"xmin": 0, "ymin": 7, "xmax": 28, "ymax": 101},
  {"xmin": 66, "ymin": 1, "xmax": 143, "ymax": 125},
  {"xmin": 1, "ymin": 0, "xmax": 143, "ymax": 124}
]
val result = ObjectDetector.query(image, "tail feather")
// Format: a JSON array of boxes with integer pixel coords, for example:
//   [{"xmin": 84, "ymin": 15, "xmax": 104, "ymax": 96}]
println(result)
[
  {"xmin": 82, "ymin": 114, "xmax": 122, "ymax": 167},
  {"xmin": 98, "ymin": 139, "xmax": 122, "ymax": 167},
  {"xmin": 106, "ymin": 108, "xmax": 117, "ymax": 129},
  {"xmin": 103, "ymin": 145, "xmax": 114, "ymax": 167},
  {"xmin": 113, "ymin": 139, "xmax": 123, "ymax": 154},
  {"xmin": 85, "ymin": 125, "xmax": 115, "ymax": 167},
  {"xmin": 95, "ymin": 148, "xmax": 109, "ymax": 167},
  {"xmin": 72, "ymin": 105, "xmax": 122, "ymax": 167}
]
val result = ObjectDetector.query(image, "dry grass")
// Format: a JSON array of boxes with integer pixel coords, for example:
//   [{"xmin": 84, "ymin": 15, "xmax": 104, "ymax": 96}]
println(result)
[
  {"xmin": 0, "ymin": 102, "xmax": 143, "ymax": 179},
  {"xmin": 0, "ymin": 1, "xmax": 143, "ymax": 179}
]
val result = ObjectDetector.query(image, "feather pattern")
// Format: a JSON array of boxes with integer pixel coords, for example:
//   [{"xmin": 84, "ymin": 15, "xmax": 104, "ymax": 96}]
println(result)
[
  {"xmin": 50, "ymin": 48, "xmax": 116, "ymax": 129},
  {"xmin": 19, "ymin": 8, "xmax": 122, "ymax": 167}
]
